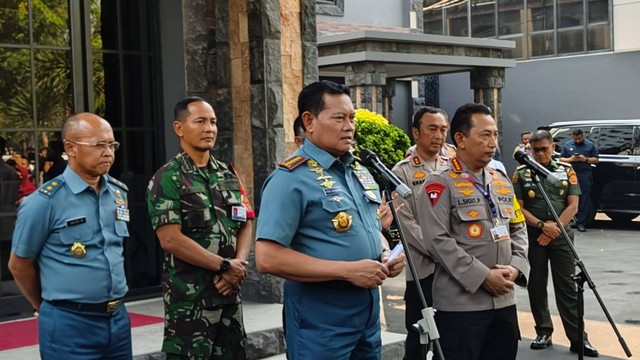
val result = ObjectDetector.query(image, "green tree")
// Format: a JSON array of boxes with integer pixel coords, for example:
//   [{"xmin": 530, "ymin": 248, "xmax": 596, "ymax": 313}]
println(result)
[{"xmin": 354, "ymin": 109, "xmax": 411, "ymax": 169}]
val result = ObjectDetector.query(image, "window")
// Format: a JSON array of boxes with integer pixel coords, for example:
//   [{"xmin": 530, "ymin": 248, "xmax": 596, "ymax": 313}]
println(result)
[
  {"xmin": 317, "ymin": 0, "xmax": 344, "ymax": 17},
  {"xmin": 422, "ymin": 0, "xmax": 611, "ymax": 59},
  {"xmin": 592, "ymin": 127, "xmax": 637, "ymax": 155}
]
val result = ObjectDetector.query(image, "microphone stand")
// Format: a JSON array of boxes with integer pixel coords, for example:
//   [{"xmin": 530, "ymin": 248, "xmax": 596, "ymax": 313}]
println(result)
[
  {"xmin": 383, "ymin": 189, "xmax": 444, "ymax": 360},
  {"xmin": 528, "ymin": 173, "xmax": 632, "ymax": 360}
]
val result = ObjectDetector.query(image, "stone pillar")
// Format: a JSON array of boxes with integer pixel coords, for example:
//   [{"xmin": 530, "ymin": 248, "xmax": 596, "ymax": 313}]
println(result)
[
  {"xmin": 345, "ymin": 63, "xmax": 387, "ymax": 115},
  {"xmin": 243, "ymin": 0, "xmax": 314, "ymax": 304},
  {"xmin": 410, "ymin": 0, "xmax": 423, "ymax": 32},
  {"xmin": 470, "ymin": 67, "xmax": 505, "ymax": 141},
  {"xmin": 382, "ymin": 80, "xmax": 395, "ymax": 121}
]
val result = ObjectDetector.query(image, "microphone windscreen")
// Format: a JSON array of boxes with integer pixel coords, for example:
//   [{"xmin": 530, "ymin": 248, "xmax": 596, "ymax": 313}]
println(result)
[
  {"xmin": 513, "ymin": 150, "xmax": 527, "ymax": 162},
  {"xmin": 359, "ymin": 149, "xmax": 376, "ymax": 165}
]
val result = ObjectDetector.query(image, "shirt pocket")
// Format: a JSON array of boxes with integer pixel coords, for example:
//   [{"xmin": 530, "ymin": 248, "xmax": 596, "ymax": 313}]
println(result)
[
  {"xmin": 115, "ymin": 221, "xmax": 130, "ymax": 237},
  {"xmin": 495, "ymin": 194, "xmax": 515, "ymax": 220},
  {"xmin": 455, "ymin": 205, "xmax": 489, "ymax": 222},
  {"xmin": 321, "ymin": 197, "xmax": 353, "ymax": 213},
  {"xmin": 180, "ymin": 190, "xmax": 213, "ymax": 232},
  {"xmin": 59, "ymin": 223, "xmax": 93, "ymax": 245}
]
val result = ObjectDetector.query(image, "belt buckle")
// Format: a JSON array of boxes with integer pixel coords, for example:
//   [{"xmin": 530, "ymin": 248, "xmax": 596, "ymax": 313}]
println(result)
[{"xmin": 106, "ymin": 300, "xmax": 120, "ymax": 313}]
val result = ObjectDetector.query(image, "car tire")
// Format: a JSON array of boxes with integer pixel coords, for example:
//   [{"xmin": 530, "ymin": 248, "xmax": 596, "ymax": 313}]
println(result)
[{"xmin": 605, "ymin": 212, "xmax": 638, "ymax": 224}]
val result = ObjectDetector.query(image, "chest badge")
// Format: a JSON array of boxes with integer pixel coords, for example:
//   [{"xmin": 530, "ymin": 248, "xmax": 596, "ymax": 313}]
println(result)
[
  {"xmin": 71, "ymin": 242, "xmax": 86, "ymax": 258},
  {"xmin": 467, "ymin": 223, "xmax": 483, "ymax": 238},
  {"xmin": 458, "ymin": 188, "xmax": 475, "ymax": 196},
  {"xmin": 528, "ymin": 190, "xmax": 536, "ymax": 198},
  {"xmin": 332, "ymin": 212, "xmax": 352, "ymax": 232}
]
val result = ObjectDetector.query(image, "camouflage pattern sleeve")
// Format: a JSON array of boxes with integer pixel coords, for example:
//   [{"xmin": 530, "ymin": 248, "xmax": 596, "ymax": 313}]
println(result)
[{"xmin": 146, "ymin": 165, "xmax": 182, "ymax": 229}]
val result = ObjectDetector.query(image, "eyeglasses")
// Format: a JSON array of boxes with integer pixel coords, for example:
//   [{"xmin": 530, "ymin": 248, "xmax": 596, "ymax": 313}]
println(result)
[
  {"xmin": 66, "ymin": 140, "xmax": 120, "ymax": 152},
  {"xmin": 532, "ymin": 146, "xmax": 550, "ymax": 153}
]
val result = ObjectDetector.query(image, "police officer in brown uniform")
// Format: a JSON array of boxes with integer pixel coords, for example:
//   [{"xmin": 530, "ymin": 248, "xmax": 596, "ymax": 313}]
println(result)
[
  {"xmin": 392, "ymin": 106, "xmax": 449, "ymax": 360},
  {"xmin": 512, "ymin": 130, "xmax": 598, "ymax": 357},
  {"xmin": 416, "ymin": 103, "xmax": 529, "ymax": 360}
]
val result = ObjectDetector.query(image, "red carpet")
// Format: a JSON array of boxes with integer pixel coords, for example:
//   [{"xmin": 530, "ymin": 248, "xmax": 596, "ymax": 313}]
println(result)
[{"xmin": 0, "ymin": 313, "xmax": 163, "ymax": 351}]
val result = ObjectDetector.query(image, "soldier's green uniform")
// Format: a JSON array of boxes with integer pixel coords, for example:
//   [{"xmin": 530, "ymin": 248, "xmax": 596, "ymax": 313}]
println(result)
[
  {"xmin": 512, "ymin": 159, "xmax": 587, "ymax": 345},
  {"xmin": 146, "ymin": 152, "xmax": 254, "ymax": 360}
]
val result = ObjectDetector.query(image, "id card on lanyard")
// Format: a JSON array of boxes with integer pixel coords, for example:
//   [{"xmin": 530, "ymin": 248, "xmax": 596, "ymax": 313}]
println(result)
[{"xmin": 462, "ymin": 172, "xmax": 510, "ymax": 242}]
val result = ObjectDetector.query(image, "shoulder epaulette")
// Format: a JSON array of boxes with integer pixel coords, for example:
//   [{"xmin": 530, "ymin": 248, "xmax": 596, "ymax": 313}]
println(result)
[
  {"xmin": 106, "ymin": 175, "xmax": 129, "ymax": 191},
  {"xmin": 278, "ymin": 155, "xmax": 309, "ymax": 171},
  {"xmin": 39, "ymin": 178, "xmax": 65, "ymax": 198},
  {"xmin": 557, "ymin": 161, "xmax": 572, "ymax": 168},
  {"xmin": 393, "ymin": 156, "xmax": 411, "ymax": 168},
  {"xmin": 516, "ymin": 164, "xmax": 527, "ymax": 170}
]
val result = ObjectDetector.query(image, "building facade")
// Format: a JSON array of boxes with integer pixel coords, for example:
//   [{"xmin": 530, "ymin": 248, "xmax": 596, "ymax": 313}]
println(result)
[{"xmin": 0, "ymin": 0, "xmax": 317, "ymax": 319}]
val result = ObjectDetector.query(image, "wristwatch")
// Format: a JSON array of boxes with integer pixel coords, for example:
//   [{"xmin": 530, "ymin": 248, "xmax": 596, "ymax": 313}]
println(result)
[
  {"xmin": 536, "ymin": 220, "xmax": 545, "ymax": 230},
  {"xmin": 219, "ymin": 258, "xmax": 231, "ymax": 273}
]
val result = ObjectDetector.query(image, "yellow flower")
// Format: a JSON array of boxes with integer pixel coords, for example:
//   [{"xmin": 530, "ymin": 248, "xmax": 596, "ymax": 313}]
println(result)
[{"xmin": 355, "ymin": 109, "xmax": 388, "ymax": 125}]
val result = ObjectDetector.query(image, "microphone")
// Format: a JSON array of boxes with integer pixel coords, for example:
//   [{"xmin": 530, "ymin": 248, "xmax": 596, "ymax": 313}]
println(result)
[
  {"xmin": 359, "ymin": 149, "xmax": 412, "ymax": 199},
  {"xmin": 513, "ymin": 150, "xmax": 564, "ymax": 187}
]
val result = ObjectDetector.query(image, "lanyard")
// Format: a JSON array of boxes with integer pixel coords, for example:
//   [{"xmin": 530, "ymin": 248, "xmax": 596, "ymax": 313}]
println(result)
[{"xmin": 461, "ymin": 172, "xmax": 500, "ymax": 224}]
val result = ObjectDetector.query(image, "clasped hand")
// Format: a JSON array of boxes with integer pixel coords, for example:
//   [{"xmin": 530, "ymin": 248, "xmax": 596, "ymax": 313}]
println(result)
[
  {"xmin": 214, "ymin": 259, "xmax": 248, "ymax": 296},
  {"xmin": 482, "ymin": 264, "xmax": 518, "ymax": 296}
]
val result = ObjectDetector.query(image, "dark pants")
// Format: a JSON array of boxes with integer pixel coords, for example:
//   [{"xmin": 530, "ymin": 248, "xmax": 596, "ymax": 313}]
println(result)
[
  {"xmin": 527, "ymin": 227, "xmax": 586, "ymax": 343},
  {"xmin": 39, "ymin": 300, "xmax": 132, "ymax": 360},
  {"xmin": 435, "ymin": 305, "xmax": 519, "ymax": 360},
  {"xmin": 576, "ymin": 173, "xmax": 592, "ymax": 225},
  {"xmin": 403, "ymin": 275, "xmax": 434, "ymax": 360}
]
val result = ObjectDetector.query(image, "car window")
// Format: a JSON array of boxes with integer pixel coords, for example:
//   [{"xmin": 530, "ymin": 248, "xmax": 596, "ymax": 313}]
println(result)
[
  {"xmin": 591, "ymin": 126, "xmax": 637, "ymax": 155},
  {"xmin": 549, "ymin": 126, "xmax": 594, "ymax": 149}
]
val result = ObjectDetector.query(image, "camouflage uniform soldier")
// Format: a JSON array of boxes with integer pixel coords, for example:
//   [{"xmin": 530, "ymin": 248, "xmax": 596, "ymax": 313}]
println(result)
[{"xmin": 147, "ymin": 97, "xmax": 254, "ymax": 360}]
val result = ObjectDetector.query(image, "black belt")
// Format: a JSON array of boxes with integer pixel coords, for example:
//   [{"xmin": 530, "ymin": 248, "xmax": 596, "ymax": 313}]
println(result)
[{"xmin": 50, "ymin": 299, "xmax": 123, "ymax": 313}]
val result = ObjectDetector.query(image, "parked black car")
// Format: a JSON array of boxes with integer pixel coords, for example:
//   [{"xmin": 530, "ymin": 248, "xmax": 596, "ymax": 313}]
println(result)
[{"xmin": 541, "ymin": 120, "xmax": 640, "ymax": 225}]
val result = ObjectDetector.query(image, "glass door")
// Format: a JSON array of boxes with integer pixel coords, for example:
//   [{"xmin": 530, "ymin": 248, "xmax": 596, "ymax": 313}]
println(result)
[{"xmin": 0, "ymin": 0, "xmax": 163, "ymax": 319}]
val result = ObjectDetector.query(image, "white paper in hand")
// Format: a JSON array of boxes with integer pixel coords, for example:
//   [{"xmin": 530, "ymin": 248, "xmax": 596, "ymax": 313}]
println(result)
[{"xmin": 388, "ymin": 244, "xmax": 404, "ymax": 261}]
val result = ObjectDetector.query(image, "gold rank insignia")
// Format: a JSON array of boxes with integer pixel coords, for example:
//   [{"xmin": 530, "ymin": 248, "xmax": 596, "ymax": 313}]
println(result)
[
  {"xmin": 449, "ymin": 172, "xmax": 458, "ymax": 179},
  {"xmin": 308, "ymin": 159, "xmax": 318, "ymax": 167},
  {"xmin": 454, "ymin": 181, "xmax": 473, "ymax": 187},
  {"xmin": 71, "ymin": 242, "xmax": 86, "ymax": 258},
  {"xmin": 332, "ymin": 211, "xmax": 352, "ymax": 232},
  {"xmin": 321, "ymin": 179, "xmax": 335, "ymax": 188},
  {"xmin": 528, "ymin": 190, "xmax": 536, "ymax": 198}
]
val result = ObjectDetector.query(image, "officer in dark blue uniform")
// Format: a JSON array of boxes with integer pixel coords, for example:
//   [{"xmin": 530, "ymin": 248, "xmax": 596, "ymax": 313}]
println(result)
[
  {"xmin": 9, "ymin": 113, "xmax": 132, "ymax": 360},
  {"xmin": 559, "ymin": 129, "xmax": 599, "ymax": 232},
  {"xmin": 255, "ymin": 81, "xmax": 406, "ymax": 360}
]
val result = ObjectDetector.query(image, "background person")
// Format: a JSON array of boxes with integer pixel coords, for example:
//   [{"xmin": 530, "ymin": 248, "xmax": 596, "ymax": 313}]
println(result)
[
  {"xmin": 255, "ymin": 80, "xmax": 405, "ymax": 360},
  {"xmin": 416, "ymin": 103, "xmax": 529, "ymax": 360},
  {"xmin": 146, "ymin": 97, "xmax": 254, "ymax": 360},
  {"xmin": 392, "ymin": 106, "xmax": 449, "ymax": 360},
  {"xmin": 43, "ymin": 140, "xmax": 68, "ymax": 182},
  {"xmin": 512, "ymin": 130, "xmax": 598, "ymax": 357},
  {"xmin": 514, "ymin": 131, "xmax": 531, "ymax": 154},
  {"xmin": 9, "ymin": 113, "xmax": 132, "ymax": 360},
  {"xmin": 559, "ymin": 129, "xmax": 599, "ymax": 232}
]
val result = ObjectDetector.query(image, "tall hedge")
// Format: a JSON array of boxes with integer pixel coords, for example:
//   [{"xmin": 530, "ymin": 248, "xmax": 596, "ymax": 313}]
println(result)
[{"xmin": 354, "ymin": 109, "xmax": 411, "ymax": 169}]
